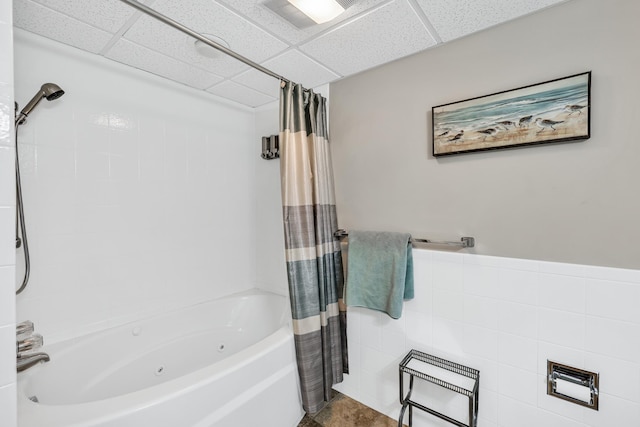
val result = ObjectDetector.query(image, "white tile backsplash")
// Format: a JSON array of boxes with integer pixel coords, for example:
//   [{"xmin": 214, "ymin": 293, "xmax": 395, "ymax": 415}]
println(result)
[{"xmin": 339, "ymin": 248, "xmax": 640, "ymax": 426}]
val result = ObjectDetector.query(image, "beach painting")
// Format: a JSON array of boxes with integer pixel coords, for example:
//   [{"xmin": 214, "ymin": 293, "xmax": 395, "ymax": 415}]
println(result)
[{"xmin": 432, "ymin": 72, "xmax": 591, "ymax": 156}]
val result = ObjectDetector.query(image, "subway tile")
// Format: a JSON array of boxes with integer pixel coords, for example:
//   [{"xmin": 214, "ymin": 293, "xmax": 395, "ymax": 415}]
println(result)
[
  {"xmin": 432, "ymin": 258, "xmax": 464, "ymax": 292},
  {"xmin": 464, "ymin": 294, "xmax": 498, "ymax": 330},
  {"xmin": 404, "ymin": 309, "xmax": 432, "ymax": 349},
  {"xmin": 0, "ymin": 32, "xmax": 12, "ymax": 82},
  {"xmin": 498, "ymin": 332, "xmax": 537, "ymax": 372},
  {"xmin": 539, "ymin": 308, "xmax": 584, "ymax": 350},
  {"xmin": 584, "ymin": 352, "xmax": 640, "ymax": 403},
  {"xmin": 582, "ymin": 394, "xmax": 640, "ymax": 427},
  {"xmin": 463, "ymin": 253, "xmax": 537, "ymax": 272},
  {"xmin": 585, "ymin": 278, "xmax": 640, "ymax": 324},
  {"xmin": 539, "ymin": 261, "xmax": 585, "ymax": 277},
  {"xmin": 583, "ymin": 264, "xmax": 640, "ymax": 285},
  {"xmin": 497, "ymin": 395, "xmax": 540, "ymax": 427},
  {"xmin": 0, "ymin": 266, "xmax": 15, "ymax": 326},
  {"xmin": 463, "ymin": 263, "xmax": 500, "ymax": 299},
  {"xmin": 0, "ymin": 146, "xmax": 14, "ymax": 206},
  {"xmin": 479, "ymin": 388, "xmax": 498, "ymax": 425},
  {"xmin": 0, "ymin": 383, "xmax": 16, "ymax": 427},
  {"xmin": 467, "ymin": 355, "xmax": 498, "ymax": 392},
  {"xmin": 359, "ymin": 309, "xmax": 383, "ymax": 351},
  {"xmin": 497, "ymin": 268, "xmax": 538, "ymax": 305},
  {"xmin": 0, "ymin": 207, "xmax": 15, "ymax": 266},
  {"xmin": 499, "ymin": 302, "xmax": 537, "ymax": 339},
  {"xmin": 585, "ymin": 316, "xmax": 640, "ymax": 362},
  {"xmin": 537, "ymin": 408, "xmax": 586, "ymax": 427},
  {"xmin": 463, "ymin": 324, "xmax": 498, "ymax": 361},
  {"xmin": 0, "ymin": 324, "xmax": 15, "ymax": 387},
  {"xmin": 497, "ymin": 364, "xmax": 538, "ymax": 404},
  {"xmin": 433, "ymin": 289, "xmax": 464, "ymax": 322},
  {"xmin": 538, "ymin": 273, "xmax": 585, "ymax": 314},
  {"xmin": 431, "ymin": 250, "xmax": 463, "ymax": 264},
  {"xmin": 346, "ymin": 307, "xmax": 363, "ymax": 345},
  {"xmin": 35, "ymin": 145, "xmax": 75, "ymax": 179},
  {"xmin": 432, "ymin": 317, "xmax": 465, "ymax": 356}
]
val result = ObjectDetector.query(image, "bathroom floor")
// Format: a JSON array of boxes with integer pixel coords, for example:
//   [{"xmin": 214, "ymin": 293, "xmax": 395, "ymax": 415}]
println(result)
[{"xmin": 298, "ymin": 391, "xmax": 404, "ymax": 427}]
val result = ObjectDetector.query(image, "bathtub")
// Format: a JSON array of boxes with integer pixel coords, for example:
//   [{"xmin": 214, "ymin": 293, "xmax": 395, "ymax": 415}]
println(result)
[{"xmin": 17, "ymin": 290, "xmax": 304, "ymax": 427}]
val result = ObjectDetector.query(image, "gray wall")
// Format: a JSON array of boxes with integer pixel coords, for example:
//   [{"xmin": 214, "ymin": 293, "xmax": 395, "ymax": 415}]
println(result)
[{"xmin": 330, "ymin": 0, "xmax": 640, "ymax": 270}]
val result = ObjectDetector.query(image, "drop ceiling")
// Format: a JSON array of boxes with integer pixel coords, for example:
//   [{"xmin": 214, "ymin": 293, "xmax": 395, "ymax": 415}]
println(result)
[{"xmin": 13, "ymin": 0, "xmax": 570, "ymax": 108}]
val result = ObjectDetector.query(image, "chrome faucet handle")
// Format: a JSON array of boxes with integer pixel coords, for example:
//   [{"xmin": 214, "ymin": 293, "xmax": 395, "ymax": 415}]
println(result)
[
  {"xmin": 16, "ymin": 320, "xmax": 34, "ymax": 337},
  {"xmin": 17, "ymin": 333, "xmax": 44, "ymax": 355}
]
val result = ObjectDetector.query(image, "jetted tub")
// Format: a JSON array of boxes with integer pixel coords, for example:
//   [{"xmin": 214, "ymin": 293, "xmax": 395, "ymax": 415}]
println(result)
[{"xmin": 17, "ymin": 290, "xmax": 304, "ymax": 427}]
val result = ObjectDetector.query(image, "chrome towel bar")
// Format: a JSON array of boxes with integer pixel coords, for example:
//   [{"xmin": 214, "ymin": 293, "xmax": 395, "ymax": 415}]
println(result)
[{"xmin": 333, "ymin": 229, "xmax": 475, "ymax": 248}]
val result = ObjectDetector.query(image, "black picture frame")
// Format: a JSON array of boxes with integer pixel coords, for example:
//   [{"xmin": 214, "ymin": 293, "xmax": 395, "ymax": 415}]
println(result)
[{"xmin": 432, "ymin": 71, "xmax": 591, "ymax": 157}]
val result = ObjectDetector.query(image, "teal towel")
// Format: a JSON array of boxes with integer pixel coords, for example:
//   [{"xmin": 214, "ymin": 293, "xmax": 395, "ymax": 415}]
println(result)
[{"xmin": 345, "ymin": 230, "xmax": 414, "ymax": 319}]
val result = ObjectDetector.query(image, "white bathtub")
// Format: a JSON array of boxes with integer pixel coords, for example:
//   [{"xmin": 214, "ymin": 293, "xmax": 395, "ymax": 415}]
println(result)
[{"xmin": 17, "ymin": 290, "xmax": 304, "ymax": 427}]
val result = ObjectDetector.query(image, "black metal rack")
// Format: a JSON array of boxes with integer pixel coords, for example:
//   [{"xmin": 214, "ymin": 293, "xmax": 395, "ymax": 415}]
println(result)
[{"xmin": 398, "ymin": 350, "xmax": 480, "ymax": 427}]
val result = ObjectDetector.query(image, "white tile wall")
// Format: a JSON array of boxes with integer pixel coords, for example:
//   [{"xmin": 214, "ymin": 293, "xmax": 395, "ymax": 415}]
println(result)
[
  {"xmin": 334, "ymin": 249, "xmax": 640, "ymax": 426},
  {"xmin": 13, "ymin": 30, "xmax": 258, "ymax": 344},
  {"xmin": 0, "ymin": 1, "xmax": 15, "ymax": 426}
]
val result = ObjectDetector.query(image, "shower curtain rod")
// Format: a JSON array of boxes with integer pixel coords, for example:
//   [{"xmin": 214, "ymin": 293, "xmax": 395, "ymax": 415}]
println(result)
[{"xmin": 118, "ymin": 0, "xmax": 290, "ymax": 85}]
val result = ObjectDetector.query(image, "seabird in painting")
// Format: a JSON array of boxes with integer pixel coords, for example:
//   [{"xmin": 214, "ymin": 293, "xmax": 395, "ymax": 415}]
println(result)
[
  {"xmin": 535, "ymin": 118, "xmax": 564, "ymax": 133},
  {"xmin": 448, "ymin": 130, "xmax": 464, "ymax": 142},
  {"xmin": 476, "ymin": 128, "xmax": 497, "ymax": 141},
  {"xmin": 564, "ymin": 104, "xmax": 587, "ymax": 115},
  {"xmin": 496, "ymin": 120, "xmax": 516, "ymax": 128},
  {"xmin": 518, "ymin": 115, "xmax": 533, "ymax": 127}
]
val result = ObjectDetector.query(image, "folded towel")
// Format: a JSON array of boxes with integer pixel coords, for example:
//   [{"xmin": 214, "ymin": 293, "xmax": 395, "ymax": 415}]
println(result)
[{"xmin": 345, "ymin": 230, "xmax": 414, "ymax": 319}]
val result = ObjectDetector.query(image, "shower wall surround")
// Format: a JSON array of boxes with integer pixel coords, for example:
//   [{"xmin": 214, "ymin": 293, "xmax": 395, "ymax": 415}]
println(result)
[
  {"xmin": 333, "ymin": 249, "xmax": 640, "ymax": 426},
  {"xmin": 13, "ymin": 30, "xmax": 258, "ymax": 344},
  {"xmin": 0, "ymin": 1, "xmax": 16, "ymax": 426}
]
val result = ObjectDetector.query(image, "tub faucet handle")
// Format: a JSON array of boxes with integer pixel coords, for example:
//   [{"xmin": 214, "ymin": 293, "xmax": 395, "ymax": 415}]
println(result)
[
  {"xmin": 17, "ymin": 333, "xmax": 44, "ymax": 355},
  {"xmin": 16, "ymin": 320, "xmax": 34, "ymax": 338}
]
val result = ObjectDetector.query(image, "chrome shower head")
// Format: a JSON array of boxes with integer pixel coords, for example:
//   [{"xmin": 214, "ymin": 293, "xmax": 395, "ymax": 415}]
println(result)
[{"xmin": 16, "ymin": 83, "xmax": 65, "ymax": 126}]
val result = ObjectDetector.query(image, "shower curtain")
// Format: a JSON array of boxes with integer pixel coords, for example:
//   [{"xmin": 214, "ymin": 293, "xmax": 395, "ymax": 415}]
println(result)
[{"xmin": 279, "ymin": 81, "xmax": 348, "ymax": 414}]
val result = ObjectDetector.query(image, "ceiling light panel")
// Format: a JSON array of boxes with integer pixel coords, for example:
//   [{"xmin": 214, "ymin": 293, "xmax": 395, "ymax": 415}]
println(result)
[{"xmin": 287, "ymin": 0, "xmax": 345, "ymax": 24}]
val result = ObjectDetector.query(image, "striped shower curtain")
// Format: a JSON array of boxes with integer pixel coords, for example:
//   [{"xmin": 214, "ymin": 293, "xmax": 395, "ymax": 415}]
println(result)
[{"xmin": 279, "ymin": 81, "xmax": 348, "ymax": 414}]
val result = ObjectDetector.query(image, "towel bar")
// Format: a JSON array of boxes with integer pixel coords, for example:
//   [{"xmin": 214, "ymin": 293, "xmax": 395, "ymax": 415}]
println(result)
[{"xmin": 334, "ymin": 229, "xmax": 475, "ymax": 248}]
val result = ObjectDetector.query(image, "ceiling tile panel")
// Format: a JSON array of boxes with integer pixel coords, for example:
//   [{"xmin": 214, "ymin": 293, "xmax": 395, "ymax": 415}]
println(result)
[
  {"xmin": 25, "ymin": 0, "xmax": 148, "ymax": 33},
  {"xmin": 300, "ymin": 0, "xmax": 437, "ymax": 77},
  {"xmin": 232, "ymin": 69, "xmax": 281, "ymax": 98},
  {"xmin": 234, "ymin": 49, "xmax": 340, "ymax": 96},
  {"xmin": 217, "ymin": 0, "xmax": 389, "ymax": 45},
  {"xmin": 122, "ymin": 0, "xmax": 289, "ymax": 78},
  {"xmin": 416, "ymin": 0, "xmax": 567, "ymax": 42},
  {"xmin": 105, "ymin": 39, "xmax": 224, "ymax": 90},
  {"xmin": 206, "ymin": 81, "xmax": 277, "ymax": 108},
  {"xmin": 13, "ymin": 0, "xmax": 114, "ymax": 54}
]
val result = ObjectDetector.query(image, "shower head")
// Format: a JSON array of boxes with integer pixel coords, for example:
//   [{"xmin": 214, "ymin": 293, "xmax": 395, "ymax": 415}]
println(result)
[{"xmin": 16, "ymin": 83, "xmax": 65, "ymax": 126}]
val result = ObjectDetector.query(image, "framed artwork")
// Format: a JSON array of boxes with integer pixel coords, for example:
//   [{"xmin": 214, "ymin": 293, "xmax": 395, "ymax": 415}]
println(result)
[{"xmin": 432, "ymin": 71, "xmax": 591, "ymax": 157}]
